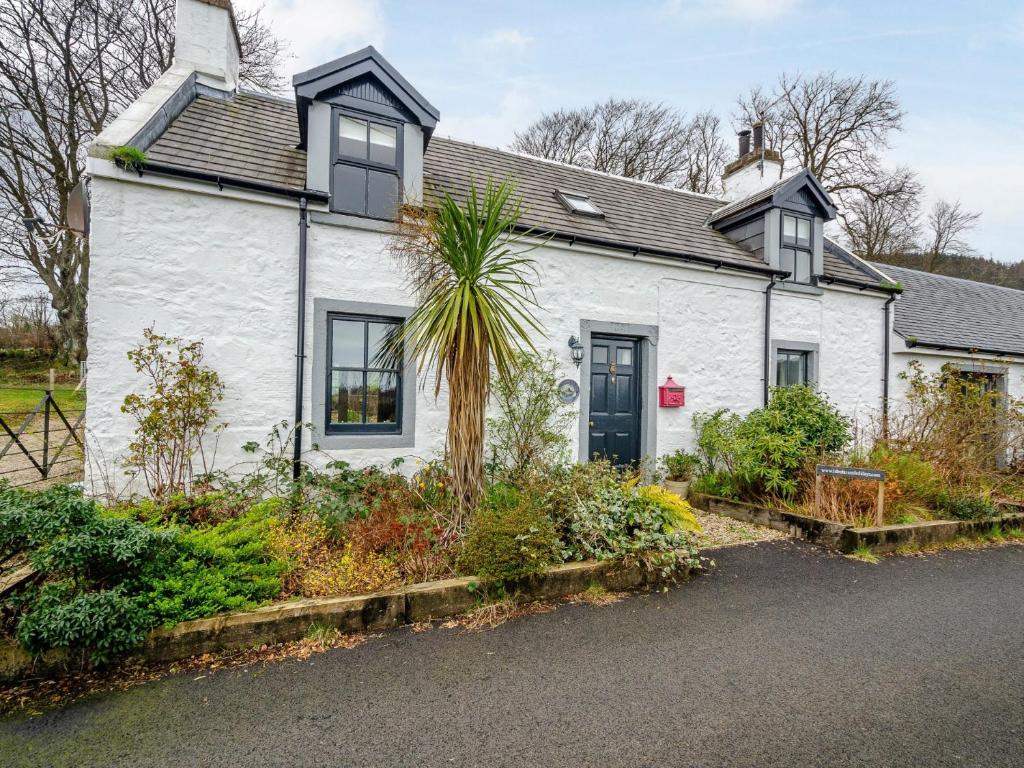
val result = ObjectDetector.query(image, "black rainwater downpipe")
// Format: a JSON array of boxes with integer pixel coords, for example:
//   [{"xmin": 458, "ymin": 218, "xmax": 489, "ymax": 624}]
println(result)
[
  {"xmin": 293, "ymin": 197, "xmax": 309, "ymax": 480},
  {"xmin": 763, "ymin": 276, "xmax": 776, "ymax": 406},
  {"xmin": 881, "ymin": 294, "xmax": 896, "ymax": 439}
]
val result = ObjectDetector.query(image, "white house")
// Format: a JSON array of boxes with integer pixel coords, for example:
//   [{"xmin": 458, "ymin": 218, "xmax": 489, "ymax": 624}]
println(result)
[
  {"xmin": 83, "ymin": 0, "xmax": 912, "ymax": 492},
  {"xmin": 876, "ymin": 263, "xmax": 1024, "ymax": 406}
]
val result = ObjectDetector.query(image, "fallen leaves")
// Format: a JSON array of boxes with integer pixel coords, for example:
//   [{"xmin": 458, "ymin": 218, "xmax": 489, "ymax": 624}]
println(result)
[{"xmin": 0, "ymin": 630, "xmax": 374, "ymax": 717}]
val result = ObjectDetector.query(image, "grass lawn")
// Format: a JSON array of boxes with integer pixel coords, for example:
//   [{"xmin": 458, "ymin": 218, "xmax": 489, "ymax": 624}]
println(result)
[{"xmin": 0, "ymin": 385, "xmax": 84, "ymax": 415}]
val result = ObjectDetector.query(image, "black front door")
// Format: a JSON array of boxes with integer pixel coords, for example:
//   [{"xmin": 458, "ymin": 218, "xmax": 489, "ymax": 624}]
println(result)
[{"xmin": 587, "ymin": 335, "xmax": 641, "ymax": 466}]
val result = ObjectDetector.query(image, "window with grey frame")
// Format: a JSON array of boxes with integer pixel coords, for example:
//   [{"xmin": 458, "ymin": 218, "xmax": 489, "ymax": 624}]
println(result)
[
  {"xmin": 332, "ymin": 111, "xmax": 401, "ymax": 219},
  {"xmin": 780, "ymin": 213, "xmax": 813, "ymax": 284},
  {"xmin": 776, "ymin": 348, "xmax": 811, "ymax": 387},
  {"xmin": 326, "ymin": 313, "xmax": 402, "ymax": 433}
]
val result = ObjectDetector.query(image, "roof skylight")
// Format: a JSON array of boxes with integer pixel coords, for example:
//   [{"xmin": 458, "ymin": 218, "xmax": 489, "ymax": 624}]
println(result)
[{"xmin": 556, "ymin": 190, "xmax": 604, "ymax": 218}]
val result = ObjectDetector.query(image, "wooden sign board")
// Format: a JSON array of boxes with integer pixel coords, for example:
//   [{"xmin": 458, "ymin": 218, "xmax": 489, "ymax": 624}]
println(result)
[
  {"xmin": 814, "ymin": 464, "xmax": 887, "ymax": 526},
  {"xmin": 815, "ymin": 464, "xmax": 886, "ymax": 482}
]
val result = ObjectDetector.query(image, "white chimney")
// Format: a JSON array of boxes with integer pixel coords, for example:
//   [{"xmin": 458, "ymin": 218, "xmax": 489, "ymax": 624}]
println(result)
[
  {"xmin": 173, "ymin": 0, "xmax": 241, "ymax": 91},
  {"xmin": 721, "ymin": 121, "xmax": 784, "ymax": 201}
]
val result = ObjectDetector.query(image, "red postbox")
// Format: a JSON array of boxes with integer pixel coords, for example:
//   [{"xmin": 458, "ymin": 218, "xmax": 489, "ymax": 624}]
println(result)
[{"xmin": 658, "ymin": 376, "xmax": 685, "ymax": 407}]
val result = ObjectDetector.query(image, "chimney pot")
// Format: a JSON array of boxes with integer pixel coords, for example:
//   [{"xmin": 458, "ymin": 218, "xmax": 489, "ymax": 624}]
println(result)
[
  {"xmin": 737, "ymin": 129, "xmax": 751, "ymax": 158},
  {"xmin": 752, "ymin": 121, "xmax": 764, "ymax": 152}
]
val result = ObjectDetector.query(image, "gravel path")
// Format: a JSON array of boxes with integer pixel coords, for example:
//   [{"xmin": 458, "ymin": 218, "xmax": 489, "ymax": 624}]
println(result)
[{"xmin": 3, "ymin": 540, "xmax": 1023, "ymax": 767}]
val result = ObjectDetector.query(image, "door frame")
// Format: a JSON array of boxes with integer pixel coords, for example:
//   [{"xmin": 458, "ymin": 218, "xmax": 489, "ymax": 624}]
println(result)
[{"xmin": 577, "ymin": 319, "xmax": 659, "ymax": 463}]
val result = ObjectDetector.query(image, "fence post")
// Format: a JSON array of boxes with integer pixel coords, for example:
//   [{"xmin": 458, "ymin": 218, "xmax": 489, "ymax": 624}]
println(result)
[{"xmin": 42, "ymin": 373, "xmax": 53, "ymax": 479}]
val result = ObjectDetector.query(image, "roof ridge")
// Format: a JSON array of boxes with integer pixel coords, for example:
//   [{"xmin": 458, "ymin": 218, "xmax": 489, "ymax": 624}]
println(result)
[
  {"xmin": 431, "ymin": 134, "xmax": 728, "ymax": 204},
  {"xmin": 234, "ymin": 89, "xmax": 300, "ymax": 108},
  {"xmin": 871, "ymin": 262, "xmax": 1024, "ymax": 296}
]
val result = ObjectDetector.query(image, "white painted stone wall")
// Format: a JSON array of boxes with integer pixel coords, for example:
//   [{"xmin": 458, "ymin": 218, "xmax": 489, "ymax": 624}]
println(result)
[
  {"xmin": 172, "ymin": 0, "xmax": 239, "ymax": 91},
  {"xmin": 890, "ymin": 347, "xmax": 1024, "ymax": 403},
  {"xmin": 86, "ymin": 167, "xmax": 889, "ymax": 494}
]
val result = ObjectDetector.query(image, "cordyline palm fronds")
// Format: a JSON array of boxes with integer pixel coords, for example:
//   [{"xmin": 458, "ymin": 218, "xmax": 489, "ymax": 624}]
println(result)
[{"xmin": 386, "ymin": 179, "xmax": 544, "ymax": 519}]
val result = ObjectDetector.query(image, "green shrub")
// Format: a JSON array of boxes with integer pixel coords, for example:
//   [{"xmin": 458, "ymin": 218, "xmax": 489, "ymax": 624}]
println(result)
[
  {"xmin": 1, "ymin": 485, "xmax": 282, "ymax": 665},
  {"xmin": 138, "ymin": 506, "xmax": 283, "ymax": 626},
  {"xmin": 662, "ymin": 449, "xmax": 701, "ymax": 482},
  {"xmin": 936, "ymin": 491, "xmax": 999, "ymax": 521},
  {"xmin": 0, "ymin": 484, "xmax": 99, "ymax": 560},
  {"xmin": 458, "ymin": 485, "xmax": 561, "ymax": 585},
  {"xmin": 690, "ymin": 470, "xmax": 740, "ymax": 499},
  {"xmin": 693, "ymin": 386, "xmax": 851, "ymax": 501},
  {"xmin": 561, "ymin": 479, "xmax": 698, "ymax": 576},
  {"xmin": 16, "ymin": 584, "xmax": 152, "ymax": 665}
]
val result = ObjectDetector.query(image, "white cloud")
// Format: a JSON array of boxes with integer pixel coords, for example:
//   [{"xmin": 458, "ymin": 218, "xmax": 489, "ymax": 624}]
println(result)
[
  {"xmin": 233, "ymin": 0, "xmax": 386, "ymax": 76},
  {"xmin": 479, "ymin": 28, "xmax": 534, "ymax": 49},
  {"xmin": 665, "ymin": 0, "xmax": 803, "ymax": 22}
]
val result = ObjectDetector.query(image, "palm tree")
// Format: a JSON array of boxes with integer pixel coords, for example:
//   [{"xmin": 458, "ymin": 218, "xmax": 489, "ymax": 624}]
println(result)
[{"xmin": 387, "ymin": 179, "xmax": 543, "ymax": 519}]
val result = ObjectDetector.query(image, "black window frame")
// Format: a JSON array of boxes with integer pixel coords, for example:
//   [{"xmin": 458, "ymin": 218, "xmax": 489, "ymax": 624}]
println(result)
[
  {"xmin": 330, "ymin": 107, "xmax": 404, "ymax": 219},
  {"xmin": 325, "ymin": 311, "xmax": 403, "ymax": 435},
  {"xmin": 775, "ymin": 348, "xmax": 811, "ymax": 388},
  {"xmin": 780, "ymin": 212, "xmax": 814, "ymax": 285}
]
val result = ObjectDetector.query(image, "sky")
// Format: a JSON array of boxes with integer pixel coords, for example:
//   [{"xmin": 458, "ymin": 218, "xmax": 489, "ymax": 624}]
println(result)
[{"xmin": 245, "ymin": 0, "xmax": 1024, "ymax": 263}]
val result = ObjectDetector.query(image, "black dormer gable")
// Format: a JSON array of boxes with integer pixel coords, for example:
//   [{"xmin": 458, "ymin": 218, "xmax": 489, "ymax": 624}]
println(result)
[
  {"xmin": 709, "ymin": 169, "xmax": 837, "ymax": 287},
  {"xmin": 293, "ymin": 46, "xmax": 439, "ymax": 150}
]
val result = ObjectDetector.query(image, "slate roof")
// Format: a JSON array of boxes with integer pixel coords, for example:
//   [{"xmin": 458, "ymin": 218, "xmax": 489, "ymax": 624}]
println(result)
[
  {"xmin": 872, "ymin": 263, "xmax": 1024, "ymax": 357},
  {"xmin": 147, "ymin": 92, "xmax": 306, "ymax": 189},
  {"xmin": 143, "ymin": 88, "xmax": 886, "ymax": 286},
  {"xmin": 823, "ymin": 239, "xmax": 893, "ymax": 285}
]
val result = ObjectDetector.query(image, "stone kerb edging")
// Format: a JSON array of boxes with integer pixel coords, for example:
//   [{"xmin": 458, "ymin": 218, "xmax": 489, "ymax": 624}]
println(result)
[
  {"xmin": 1, "ymin": 558, "xmax": 680, "ymax": 683},
  {"xmin": 689, "ymin": 492, "xmax": 1024, "ymax": 554}
]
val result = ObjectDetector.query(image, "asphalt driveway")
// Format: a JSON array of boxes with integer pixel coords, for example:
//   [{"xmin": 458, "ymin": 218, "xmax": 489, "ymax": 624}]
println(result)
[{"xmin": 3, "ymin": 540, "xmax": 1023, "ymax": 767}]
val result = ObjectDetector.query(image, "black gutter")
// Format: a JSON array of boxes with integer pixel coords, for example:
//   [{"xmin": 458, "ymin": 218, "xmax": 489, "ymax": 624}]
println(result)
[
  {"xmin": 900, "ymin": 337, "xmax": 1024, "ymax": 359},
  {"xmin": 763, "ymin": 276, "xmax": 776, "ymax": 405},
  {"xmin": 135, "ymin": 161, "xmax": 329, "ymax": 203},
  {"xmin": 293, "ymin": 198, "xmax": 309, "ymax": 480},
  {"xmin": 881, "ymin": 294, "xmax": 896, "ymax": 439},
  {"xmin": 513, "ymin": 224, "xmax": 790, "ymax": 279},
  {"xmin": 819, "ymin": 274, "xmax": 902, "ymax": 295}
]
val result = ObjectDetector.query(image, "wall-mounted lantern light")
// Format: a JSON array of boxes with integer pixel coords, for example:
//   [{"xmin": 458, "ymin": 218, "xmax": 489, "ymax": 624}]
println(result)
[{"xmin": 568, "ymin": 335, "xmax": 585, "ymax": 368}]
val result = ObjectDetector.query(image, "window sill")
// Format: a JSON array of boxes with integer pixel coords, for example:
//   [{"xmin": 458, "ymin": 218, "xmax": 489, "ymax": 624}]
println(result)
[
  {"xmin": 311, "ymin": 210, "xmax": 398, "ymax": 233},
  {"xmin": 312, "ymin": 429, "xmax": 415, "ymax": 450},
  {"xmin": 775, "ymin": 281, "xmax": 824, "ymax": 296}
]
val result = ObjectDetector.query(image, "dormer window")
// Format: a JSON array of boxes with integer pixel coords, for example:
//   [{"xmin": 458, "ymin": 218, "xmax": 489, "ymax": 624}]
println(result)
[
  {"xmin": 780, "ymin": 213, "xmax": 813, "ymax": 284},
  {"xmin": 557, "ymin": 191, "xmax": 604, "ymax": 218},
  {"xmin": 332, "ymin": 110, "xmax": 402, "ymax": 219}
]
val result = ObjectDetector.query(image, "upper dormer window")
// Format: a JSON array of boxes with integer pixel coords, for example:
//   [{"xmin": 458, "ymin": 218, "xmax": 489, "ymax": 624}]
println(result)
[
  {"xmin": 780, "ymin": 213, "xmax": 813, "ymax": 284},
  {"xmin": 339, "ymin": 116, "xmax": 397, "ymax": 167},
  {"xmin": 557, "ymin": 191, "xmax": 604, "ymax": 218},
  {"xmin": 332, "ymin": 110, "xmax": 402, "ymax": 219}
]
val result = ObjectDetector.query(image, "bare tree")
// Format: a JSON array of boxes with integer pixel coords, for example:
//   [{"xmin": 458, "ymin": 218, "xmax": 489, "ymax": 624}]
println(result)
[
  {"xmin": 920, "ymin": 199, "xmax": 981, "ymax": 270},
  {"xmin": 736, "ymin": 72, "xmax": 921, "ymax": 250},
  {"xmin": 736, "ymin": 73, "xmax": 906, "ymax": 194},
  {"xmin": 842, "ymin": 178, "xmax": 922, "ymax": 260},
  {"xmin": 0, "ymin": 0, "xmax": 284, "ymax": 362},
  {"xmin": 511, "ymin": 99, "xmax": 729, "ymax": 194}
]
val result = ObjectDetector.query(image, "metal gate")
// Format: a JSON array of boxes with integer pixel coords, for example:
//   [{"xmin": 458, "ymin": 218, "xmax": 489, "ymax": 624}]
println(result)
[{"xmin": 0, "ymin": 391, "xmax": 85, "ymax": 489}]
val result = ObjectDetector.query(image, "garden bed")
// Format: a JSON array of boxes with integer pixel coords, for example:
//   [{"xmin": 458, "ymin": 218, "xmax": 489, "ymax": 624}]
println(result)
[
  {"xmin": 690, "ymin": 493, "xmax": 1024, "ymax": 554},
  {"xmin": 0, "ymin": 557, "xmax": 679, "ymax": 683}
]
